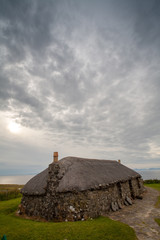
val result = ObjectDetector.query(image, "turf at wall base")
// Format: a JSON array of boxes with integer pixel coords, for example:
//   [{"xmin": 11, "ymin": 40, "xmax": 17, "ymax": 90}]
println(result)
[{"xmin": 0, "ymin": 198, "xmax": 137, "ymax": 240}]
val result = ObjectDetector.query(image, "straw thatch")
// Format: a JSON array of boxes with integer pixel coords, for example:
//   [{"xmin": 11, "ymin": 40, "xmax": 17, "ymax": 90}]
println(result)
[
  {"xmin": 21, "ymin": 157, "xmax": 140, "ymax": 195},
  {"xmin": 21, "ymin": 168, "xmax": 48, "ymax": 195}
]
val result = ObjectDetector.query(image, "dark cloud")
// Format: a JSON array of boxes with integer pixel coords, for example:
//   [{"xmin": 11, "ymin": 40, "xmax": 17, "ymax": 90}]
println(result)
[
  {"xmin": 134, "ymin": 0, "xmax": 160, "ymax": 49},
  {"xmin": 0, "ymin": 0, "xmax": 160, "ymax": 175},
  {"xmin": 0, "ymin": 0, "xmax": 58, "ymax": 60}
]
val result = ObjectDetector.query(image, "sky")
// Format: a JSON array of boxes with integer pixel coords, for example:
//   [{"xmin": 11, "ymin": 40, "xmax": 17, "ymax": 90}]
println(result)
[{"xmin": 0, "ymin": 0, "xmax": 160, "ymax": 176}]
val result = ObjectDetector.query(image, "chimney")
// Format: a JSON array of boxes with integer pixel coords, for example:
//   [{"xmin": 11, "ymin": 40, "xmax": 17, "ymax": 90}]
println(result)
[
  {"xmin": 118, "ymin": 159, "xmax": 121, "ymax": 163},
  {"xmin": 53, "ymin": 152, "xmax": 58, "ymax": 163}
]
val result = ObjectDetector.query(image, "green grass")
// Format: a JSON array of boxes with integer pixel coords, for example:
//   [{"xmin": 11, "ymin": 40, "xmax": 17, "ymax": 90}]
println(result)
[
  {"xmin": 144, "ymin": 183, "xmax": 160, "ymax": 192},
  {"xmin": 0, "ymin": 198, "xmax": 137, "ymax": 240},
  {"xmin": 155, "ymin": 218, "xmax": 160, "ymax": 226},
  {"xmin": 144, "ymin": 182, "xmax": 160, "ymax": 227},
  {"xmin": 144, "ymin": 182, "xmax": 160, "ymax": 208},
  {"xmin": 0, "ymin": 184, "xmax": 23, "ymax": 201}
]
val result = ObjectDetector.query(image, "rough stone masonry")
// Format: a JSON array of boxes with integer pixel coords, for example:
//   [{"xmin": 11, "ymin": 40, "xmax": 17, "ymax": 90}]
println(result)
[{"xmin": 19, "ymin": 154, "xmax": 145, "ymax": 221}]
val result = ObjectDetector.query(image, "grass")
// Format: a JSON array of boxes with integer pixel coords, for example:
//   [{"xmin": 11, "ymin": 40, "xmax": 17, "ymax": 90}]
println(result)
[
  {"xmin": 0, "ymin": 184, "xmax": 23, "ymax": 201},
  {"xmin": 144, "ymin": 182, "xmax": 160, "ymax": 227},
  {"xmin": 144, "ymin": 182, "xmax": 160, "ymax": 208},
  {"xmin": 155, "ymin": 218, "xmax": 160, "ymax": 226},
  {"xmin": 0, "ymin": 198, "xmax": 137, "ymax": 240}
]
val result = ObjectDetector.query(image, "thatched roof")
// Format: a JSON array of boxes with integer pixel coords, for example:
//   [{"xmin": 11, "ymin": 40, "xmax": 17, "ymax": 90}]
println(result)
[
  {"xmin": 21, "ymin": 168, "xmax": 48, "ymax": 195},
  {"xmin": 21, "ymin": 157, "xmax": 141, "ymax": 195}
]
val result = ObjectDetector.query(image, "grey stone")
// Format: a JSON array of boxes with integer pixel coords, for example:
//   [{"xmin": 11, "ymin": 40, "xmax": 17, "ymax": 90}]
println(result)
[
  {"xmin": 114, "ymin": 202, "xmax": 119, "ymax": 210},
  {"xmin": 111, "ymin": 202, "xmax": 117, "ymax": 212},
  {"xmin": 126, "ymin": 196, "xmax": 132, "ymax": 205},
  {"xmin": 124, "ymin": 200, "xmax": 129, "ymax": 206},
  {"xmin": 117, "ymin": 200, "xmax": 122, "ymax": 209}
]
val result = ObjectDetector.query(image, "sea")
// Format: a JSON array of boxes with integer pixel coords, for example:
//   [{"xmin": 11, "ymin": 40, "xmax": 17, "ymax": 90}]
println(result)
[
  {"xmin": 0, "ymin": 170, "xmax": 160, "ymax": 184},
  {"xmin": 0, "ymin": 175, "xmax": 35, "ymax": 184},
  {"xmin": 136, "ymin": 170, "xmax": 160, "ymax": 180}
]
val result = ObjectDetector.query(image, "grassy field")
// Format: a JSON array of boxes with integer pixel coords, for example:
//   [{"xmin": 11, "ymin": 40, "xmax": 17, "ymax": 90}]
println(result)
[
  {"xmin": 144, "ymin": 182, "xmax": 160, "ymax": 226},
  {"xmin": 144, "ymin": 183, "xmax": 160, "ymax": 192},
  {"xmin": 144, "ymin": 182, "xmax": 160, "ymax": 208},
  {"xmin": 0, "ymin": 184, "xmax": 23, "ymax": 201},
  {"xmin": 0, "ymin": 197, "xmax": 137, "ymax": 240},
  {"xmin": 1, "ymin": 182, "xmax": 160, "ymax": 240}
]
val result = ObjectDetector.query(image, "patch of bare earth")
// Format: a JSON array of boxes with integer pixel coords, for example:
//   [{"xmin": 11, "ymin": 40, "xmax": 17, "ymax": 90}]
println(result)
[{"xmin": 108, "ymin": 187, "xmax": 160, "ymax": 240}]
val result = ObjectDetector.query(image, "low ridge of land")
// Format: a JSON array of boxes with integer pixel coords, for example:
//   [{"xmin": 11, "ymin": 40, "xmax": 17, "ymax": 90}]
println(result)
[{"xmin": 0, "ymin": 184, "xmax": 23, "ymax": 201}]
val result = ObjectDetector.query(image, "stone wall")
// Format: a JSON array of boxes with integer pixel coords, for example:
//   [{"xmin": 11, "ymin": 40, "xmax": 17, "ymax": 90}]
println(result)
[{"xmin": 20, "ymin": 175, "xmax": 144, "ymax": 221}]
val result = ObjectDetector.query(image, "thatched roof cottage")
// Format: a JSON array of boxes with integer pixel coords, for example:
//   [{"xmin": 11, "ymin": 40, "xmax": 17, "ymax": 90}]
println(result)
[{"xmin": 20, "ymin": 153, "xmax": 144, "ymax": 221}]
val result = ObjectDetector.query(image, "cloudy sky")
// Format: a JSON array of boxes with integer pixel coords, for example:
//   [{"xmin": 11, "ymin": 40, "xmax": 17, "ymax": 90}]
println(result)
[{"xmin": 0, "ymin": 0, "xmax": 160, "ymax": 175}]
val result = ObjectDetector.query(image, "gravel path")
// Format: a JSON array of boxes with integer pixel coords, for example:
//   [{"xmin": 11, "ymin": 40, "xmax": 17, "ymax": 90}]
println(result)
[{"xmin": 108, "ymin": 187, "xmax": 160, "ymax": 240}]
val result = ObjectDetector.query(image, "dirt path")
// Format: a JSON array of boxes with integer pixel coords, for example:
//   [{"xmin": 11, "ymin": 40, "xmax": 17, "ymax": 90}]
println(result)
[{"xmin": 108, "ymin": 187, "xmax": 160, "ymax": 240}]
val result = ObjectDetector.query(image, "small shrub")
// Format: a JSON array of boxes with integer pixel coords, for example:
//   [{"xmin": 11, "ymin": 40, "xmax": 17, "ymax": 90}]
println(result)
[
  {"xmin": 143, "ymin": 179, "xmax": 160, "ymax": 184},
  {"xmin": 0, "ymin": 190, "xmax": 22, "ymax": 201},
  {"xmin": 0, "ymin": 185, "xmax": 23, "ymax": 201}
]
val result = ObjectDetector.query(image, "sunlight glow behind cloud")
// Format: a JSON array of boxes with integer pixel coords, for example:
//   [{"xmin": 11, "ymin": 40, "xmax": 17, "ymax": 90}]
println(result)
[
  {"xmin": 8, "ymin": 121, "xmax": 21, "ymax": 134},
  {"xmin": 0, "ymin": 0, "xmax": 160, "ymax": 175}
]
